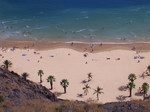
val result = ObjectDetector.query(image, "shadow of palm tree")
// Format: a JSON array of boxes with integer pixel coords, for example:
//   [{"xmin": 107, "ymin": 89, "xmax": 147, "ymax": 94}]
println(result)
[
  {"xmin": 135, "ymin": 88, "xmax": 143, "ymax": 96},
  {"xmin": 139, "ymin": 70, "xmax": 150, "ymax": 79},
  {"xmin": 135, "ymin": 92, "xmax": 143, "ymax": 96},
  {"xmin": 81, "ymin": 80, "xmax": 88, "ymax": 84},
  {"xmin": 54, "ymin": 92, "xmax": 64, "ymax": 97},
  {"xmin": 77, "ymin": 93, "xmax": 84, "ymax": 98},
  {"xmin": 118, "ymin": 85, "xmax": 128, "ymax": 91},
  {"xmin": 139, "ymin": 74, "xmax": 147, "ymax": 79},
  {"xmin": 116, "ymin": 95, "xmax": 127, "ymax": 102}
]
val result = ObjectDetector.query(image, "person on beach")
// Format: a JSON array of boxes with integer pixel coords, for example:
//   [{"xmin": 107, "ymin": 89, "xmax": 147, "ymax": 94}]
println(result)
[
  {"xmin": 131, "ymin": 46, "xmax": 136, "ymax": 51},
  {"xmin": 91, "ymin": 48, "xmax": 94, "ymax": 53},
  {"xmin": 71, "ymin": 42, "xmax": 74, "ymax": 46},
  {"xmin": 84, "ymin": 48, "xmax": 87, "ymax": 52},
  {"xmin": 90, "ymin": 44, "xmax": 94, "ymax": 49},
  {"xmin": 90, "ymin": 44, "xmax": 94, "ymax": 52},
  {"xmin": 99, "ymin": 43, "xmax": 103, "ymax": 47}
]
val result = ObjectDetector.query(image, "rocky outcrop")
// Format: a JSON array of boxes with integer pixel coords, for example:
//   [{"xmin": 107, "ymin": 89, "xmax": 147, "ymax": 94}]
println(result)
[{"xmin": 0, "ymin": 68, "xmax": 57, "ymax": 104}]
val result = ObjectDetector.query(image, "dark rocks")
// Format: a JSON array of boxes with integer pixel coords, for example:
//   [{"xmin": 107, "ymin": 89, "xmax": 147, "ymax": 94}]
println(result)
[
  {"xmin": 0, "ymin": 68, "xmax": 57, "ymax": 104},
  {"xmin": 103, "ymin": 101, "xmax": 149, "ymax": 112},
  {"xmin": 0, "ymin": 95, "xmax": 4, "ymax": 103}
]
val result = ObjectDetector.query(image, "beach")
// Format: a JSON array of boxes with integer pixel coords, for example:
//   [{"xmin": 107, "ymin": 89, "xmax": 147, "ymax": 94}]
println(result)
[{"xmin": 0, "ymin": 40, "xmax": 150, "ymax": 103}]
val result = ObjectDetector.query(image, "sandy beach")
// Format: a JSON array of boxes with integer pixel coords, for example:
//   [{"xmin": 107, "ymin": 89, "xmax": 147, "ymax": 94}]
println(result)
[{"xmin": 0, "ymin": 40, "xmax": 150, "ymax": 103}]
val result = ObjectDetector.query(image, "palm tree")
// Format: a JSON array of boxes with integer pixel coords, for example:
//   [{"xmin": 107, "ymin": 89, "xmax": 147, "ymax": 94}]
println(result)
[
  {"xmin": 142, "ymin": 82, "xmax": 149, "ymax": 100},
  {"xmin": 60, "ymin": 79, "xmax": 69, "ymax": 93},
  {"xmin": 38, "ymin": 70, "xmax": 44, "ymax": 83},
  {"xmin": 147, "ymin": 65, "xmax": 150, "ymax": 72},
  {"xmin": 83, "ymin": 84, "xmax": 91, "ymax": 95},
  {"xmin": 2, "ymin": 60, "xmax": 12, "ymax": 70},
  {"xmin": 87, "ymin": 72, "xmax": 93, "ymax": 82},
  {"xmin": 128, "ymin": 73, "xmax": 136, "ymax": 82},
  {"xmin": 93, "ymin": 86, "xmax": 104, "ymax": 100},
  {"xmin": 47, "ymin": 75, "xmax": 55, "ymax": 90},
  {"xmin": 21, "ymin": 72, "xmax": 29, "ymax": 80},
  {"xmin": 127, "ymin": 82, "xmax": 135, "ymax": 97}
]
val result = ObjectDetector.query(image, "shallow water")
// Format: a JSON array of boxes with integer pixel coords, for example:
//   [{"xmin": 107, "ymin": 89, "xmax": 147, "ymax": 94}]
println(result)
[{"xmin": 0, "ymin": 0, "xmax": 150, "ymax": 42}]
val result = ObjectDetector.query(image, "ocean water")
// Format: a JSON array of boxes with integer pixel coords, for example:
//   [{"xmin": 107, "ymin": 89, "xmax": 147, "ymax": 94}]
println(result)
[{"xmin": 1, "ymin": 0, "xmax": 150, "ymax": 42}]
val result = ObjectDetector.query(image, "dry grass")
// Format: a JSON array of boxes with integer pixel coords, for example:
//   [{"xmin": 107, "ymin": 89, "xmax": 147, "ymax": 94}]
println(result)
[
  {"xmin": 12, "ymin": 100, "xmax": 59, "ymax": 112},
  {"xmin": 0, "ymin": 99, "xmax": 105, "ymax": 112},
  {"xmin": 0, "ymin": 98, "xmax": 150, "ymax": 112}
]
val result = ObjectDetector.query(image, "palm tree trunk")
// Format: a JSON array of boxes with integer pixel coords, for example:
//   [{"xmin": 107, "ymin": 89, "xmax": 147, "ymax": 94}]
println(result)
[
  {"xmin": 97, "ymin": 94, "xmax": 99, "ymax": 100},
  {"xmin": 50, "ymin": 82, "xmax": 53, "ymax": 90},
  {"xmin": 5, "ymin": 63, "xmax": 8, "ymax": 69},
  {"xmin": 64, "ymin": 87, "xmax": 66, "ymax": 93},
  {"xmin": 143, "ymin": 93, "xmax": 146, "ymax": 100},
  {"xmin": 40, "ymin": 76, "xmax": 42, "ymax": 83}
]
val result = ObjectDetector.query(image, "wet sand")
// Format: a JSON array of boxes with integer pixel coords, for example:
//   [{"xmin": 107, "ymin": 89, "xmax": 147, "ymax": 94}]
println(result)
[{"xmin": 0, "ymin": 40, "xmax": 150, "ymax": 52}]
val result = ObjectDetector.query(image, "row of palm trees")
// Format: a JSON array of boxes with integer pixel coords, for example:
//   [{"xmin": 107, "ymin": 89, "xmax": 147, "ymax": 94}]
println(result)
[
  {"xmin": 0, "ymin": 60, "xmax": 69, "ymax": 94},
  {"xmin": 1, "ymin": 59, "xmax": 150, "ymax": 101},
  {"xmin": 37, "ymin": 69, "xmax": 70, "ymax": 94},
  {"xmin": 20, "ymin": 65, "xmax": 150, "ymax": 101},
  {"xmin": 22, "ymin": 70, "xmax": 69, "ymax": 93}
]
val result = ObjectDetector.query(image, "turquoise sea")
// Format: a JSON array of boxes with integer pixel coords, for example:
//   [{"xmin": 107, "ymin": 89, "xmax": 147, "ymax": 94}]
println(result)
[{"xmin": 1, "ymin": 0, "xmax": 150, "ymax": 42}]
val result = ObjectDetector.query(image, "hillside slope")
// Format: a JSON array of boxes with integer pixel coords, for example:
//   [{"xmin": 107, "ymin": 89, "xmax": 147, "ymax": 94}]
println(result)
[{"xmin": 0, "ymin": 68, "xmax": 57, "ymax": 104}]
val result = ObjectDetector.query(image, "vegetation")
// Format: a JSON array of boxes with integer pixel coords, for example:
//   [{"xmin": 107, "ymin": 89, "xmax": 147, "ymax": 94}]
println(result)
[
  {"xmin": 147, "ymin": 65, "xmax": 150, "ymax": 72},
  {"xmin": 93, "ymin": 86, "xmax": 104, "ymax": 101},
  {"xmin": 128, "ymin": 73, "xmax": 136, "ymax": 82},
  {"xmin": 0, "ymin": 59, "xmax": 149, "ymax": 112},
  {"xmin": 21, "ymin": 72, "xmax": 29, "ymax": 80},
  {"xmin": 127, "ymin": 82, "xmax": 136, "ymax": 97},
  {"xmin": 1, "ymin": 100, "xmax": 150, "ymax": 112},
  {"xmin": 60, "ymin": 79, "xmax": 69, "ymax": 93},
  {"xmin": 0, "ymin": 58, "xmax": 149, "ymax": 112},
  {"xmin": 87, "ymin": 73, "xmax": 93, "ymax": 82},
  {"xmin": 1, "ymin": 60, "xmax": 12, "ymax": 70},
  {"xmin": 142, "ymin": 82, "xmax": 149, "ymax": 100},
  {"xmin": 0, "ymin": 100, "xmax": 105, "ymax": 112},
  {"xmin": 38, "ymin": 70, "xmax": 44, "ymax": 83},
  {"xmin": 127, "ymin": 73, "xmax": 136, "ymax": 97},
  {"xmin": 47, "ymin": 75, "xmax": 55, "ymax": 90},
  {"xmin": 83, "ymin": 84, "xmax": 91, "ymax": 95}
]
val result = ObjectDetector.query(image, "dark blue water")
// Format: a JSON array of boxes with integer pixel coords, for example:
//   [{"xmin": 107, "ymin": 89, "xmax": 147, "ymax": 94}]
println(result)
[{"xmin": 1, "ymin": 0, "xmax": 150, "ymax": 42}]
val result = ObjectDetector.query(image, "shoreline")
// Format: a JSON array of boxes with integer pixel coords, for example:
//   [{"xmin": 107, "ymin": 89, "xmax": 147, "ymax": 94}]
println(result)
[{"xmin": 1, "ymin": 39, "xmax": 150, "ymax": 52}]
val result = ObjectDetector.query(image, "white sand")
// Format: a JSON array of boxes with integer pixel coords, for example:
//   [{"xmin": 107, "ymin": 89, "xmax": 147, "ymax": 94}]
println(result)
[{"xmin": 0, "ymin": 48, "xmax": 150, "ymax": 103}]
